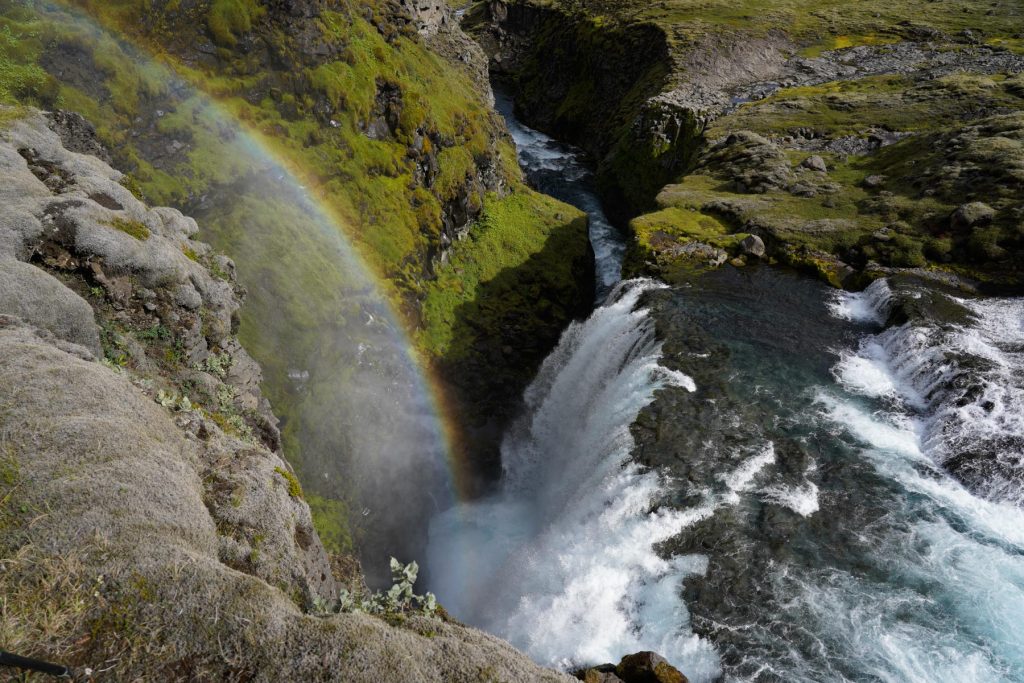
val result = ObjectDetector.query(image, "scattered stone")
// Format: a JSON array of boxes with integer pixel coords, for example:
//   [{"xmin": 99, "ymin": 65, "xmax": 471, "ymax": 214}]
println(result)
[
  {"xmin": 801, "ymin": 154, "xmax": 828, "ymax": 172},
  {"xmin": 950, "ymin": 201, "xmax": 996, "ymax": 230},
  {"xmin": 864, "ymin": 174, "xmax": 887, "ymax": 188},
  {"xmin": 740, "ymin": 234, "xmax": 766, "ymax": 258}
]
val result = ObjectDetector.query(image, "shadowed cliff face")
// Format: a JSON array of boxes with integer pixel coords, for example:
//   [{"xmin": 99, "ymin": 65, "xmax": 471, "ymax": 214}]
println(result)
[{"xmin": 466, "ymin": 1, "xmax": 689, "ymax": 219}]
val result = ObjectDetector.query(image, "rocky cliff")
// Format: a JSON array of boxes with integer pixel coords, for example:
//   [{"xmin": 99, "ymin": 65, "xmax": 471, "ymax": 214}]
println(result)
[
  {"xmin": 0, "ymin": 0, "xmax": 594, "ymax": 543},
  {"xmin": 0, "ymin": 106, "xmax": 576, "ymax": 682},
  {"xmin": 468, "ymin": 0, "xmax": 1024, "ymax": 292}
]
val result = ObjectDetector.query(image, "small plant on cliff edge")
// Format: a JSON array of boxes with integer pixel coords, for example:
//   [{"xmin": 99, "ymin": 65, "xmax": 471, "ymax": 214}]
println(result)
[{"xmin": 322, "ymin": 558, "xmax": 437, "ymax": 618}]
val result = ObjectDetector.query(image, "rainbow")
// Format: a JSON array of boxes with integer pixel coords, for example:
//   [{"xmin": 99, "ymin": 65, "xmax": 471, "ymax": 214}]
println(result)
[{"xmin": 42, "ymin": 1, "xmax": 471, "ymax": 503}]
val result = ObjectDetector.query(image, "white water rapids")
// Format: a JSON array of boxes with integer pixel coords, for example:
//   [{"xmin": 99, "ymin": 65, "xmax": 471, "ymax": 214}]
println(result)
[
  {"xmin": 426, "ymin": 95, "xmax": 1024, "ymax": 682},
  {"xmin": 427, "ymin": 280, "xmax": 722, "ymax": 678}
]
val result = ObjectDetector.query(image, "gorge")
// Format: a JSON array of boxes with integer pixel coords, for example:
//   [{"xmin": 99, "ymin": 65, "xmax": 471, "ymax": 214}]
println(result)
[{"xmin": 2, "ymin": 0, "xmax": 1024, "ymax": 681}]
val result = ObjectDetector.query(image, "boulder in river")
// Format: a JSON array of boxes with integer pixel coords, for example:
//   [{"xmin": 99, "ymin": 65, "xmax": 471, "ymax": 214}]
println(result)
[
  {"xmin": 740, "ymin": 234, "xmax": 766, "ymax": 258},
  {"xmin": 574, "ymin": 651, "xmax": 689, "ymax": 683}
]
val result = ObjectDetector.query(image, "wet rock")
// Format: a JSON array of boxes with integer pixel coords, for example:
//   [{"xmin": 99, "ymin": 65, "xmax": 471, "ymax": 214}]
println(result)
[
  {"xmin": 951, "ymin": 201, "xmax": 996, "ymax": 231},
  {"xmin": 44, "ymin": 109, "xmax": 111, "ymax": 164},
  {"xmin": 740, "ymin": 234, "xmax": 766, "ymax": 258},
  {"xmin": 615, "ymin": 651, "xmax": 689, "ymax": 683},
  {"xmin": 801, "ymin": 154, "xmax": 828, "ymax": 173},
  {"xmin": 574, "ymin": 663, "xmax": 624, "ymax": 683}
]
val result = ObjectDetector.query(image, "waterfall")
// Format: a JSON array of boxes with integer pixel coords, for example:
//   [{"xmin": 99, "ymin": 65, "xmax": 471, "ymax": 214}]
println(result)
[{"xmin": 426, "ymin": 280, "xmax": 721, "ymax": 680}]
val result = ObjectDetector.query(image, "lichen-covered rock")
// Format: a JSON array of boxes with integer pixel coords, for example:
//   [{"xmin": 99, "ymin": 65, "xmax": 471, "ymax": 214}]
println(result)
[
  {"xmin": 740, "ymin": 234, "xmax": 766, "ymax": 258},
  {"xmin": 800, "ymin": 154, "xmax": 828, "ymax": 173},
  {"xmin": 0, "ymin": 108, "xmax": 279, "ymax": 447},
  {"xmin": 0, "ymin": 109, "xmax": 573, "ymax": 682},
  {"xmin": 0, "ymin": 319, "xmax": 571, "ymax": 681},
  {"xmin": 0, "ymin": 257, "xmax": 101, "ymax": 355},
  {"xmin": 701, "ymin": 132, "xmax": 792, "ymax": 194}
]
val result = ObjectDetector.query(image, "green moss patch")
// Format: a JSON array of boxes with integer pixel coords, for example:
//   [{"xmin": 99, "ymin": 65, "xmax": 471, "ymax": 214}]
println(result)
[
  {"xmin": 273, "ymin": 466, "xmax": 303, "ymax": 499},
  {"xmin": 105, "ymin": 217, "xmax": 151, "ymax": 240},
  {"xmin": 419, "ymin": 189, "xmax": 587, "ymax": 359}
]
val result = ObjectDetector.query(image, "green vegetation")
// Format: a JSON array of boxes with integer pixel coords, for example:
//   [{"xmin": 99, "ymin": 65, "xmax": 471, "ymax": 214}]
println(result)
[
  {"xmin": 308, "ymin": 494, "xmax": 354, "ymax": 554},
  {"xmin": 273, "ymin": 466, "xmax": 303, "ymax": 499},
  {"xmin": 105, "ymin": 216, "xmax": 151, "ymax": 240},
  {"xmin": 208, "ymin": 0, "xmax": 265, "ymax": 46},
  {"xmin": 320, "ymin": 557, "xmax": 437, "ymax": 618},
  {"xmin": 0, "ymin": 24, "xmax": 53, "ymax": 105},
  {"xmin": 420, "ymin": 189, "xmax": 586, "ymax": 358}
]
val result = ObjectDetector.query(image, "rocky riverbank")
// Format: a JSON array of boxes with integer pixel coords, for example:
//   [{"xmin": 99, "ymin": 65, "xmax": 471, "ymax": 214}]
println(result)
[{"xmin": 465, "ymin": 0, "xmax": 1024, "ymax": 292}]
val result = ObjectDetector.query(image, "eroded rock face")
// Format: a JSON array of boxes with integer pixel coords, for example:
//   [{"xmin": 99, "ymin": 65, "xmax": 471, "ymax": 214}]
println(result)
[{"xmin": 0, "ymin": 109, "xmax": 573, "ymax": 682}]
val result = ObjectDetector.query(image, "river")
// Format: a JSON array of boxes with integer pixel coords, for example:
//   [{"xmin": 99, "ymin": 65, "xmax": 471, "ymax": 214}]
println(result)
[{"xmin": 426, "ymin": 92, "xmax": 1024, "ymax": 682}]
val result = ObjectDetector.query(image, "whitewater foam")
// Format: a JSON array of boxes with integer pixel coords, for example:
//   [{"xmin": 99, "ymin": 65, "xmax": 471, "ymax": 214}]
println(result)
[
  {"xmin": 827, "ymin": 279, "xmax": 1024, "ymax": 505},
  {"xmin": 427, "ymin": 280, "xmax": 722, "ymax": 681},
  {"xmin": 828, "ymin": 278, "xmax": 893, "ymax": 325}
]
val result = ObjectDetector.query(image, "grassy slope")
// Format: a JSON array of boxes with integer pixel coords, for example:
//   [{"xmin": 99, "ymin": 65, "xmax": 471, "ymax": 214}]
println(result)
[{"xmin": 528, "ymin": 0, "xmax": 1023, "ymax": 46}]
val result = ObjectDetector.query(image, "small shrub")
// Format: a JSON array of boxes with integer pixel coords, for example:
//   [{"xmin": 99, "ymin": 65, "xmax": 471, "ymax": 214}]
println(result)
[
  {"xmin": 156, "ymin": 389, "xmax": 193, "ymax": 412},
  {"xmin": 324, "ymin": 558, "xmax": 438, "ymax": 618},
  {"xmin": 199, "ymin": 352, "xmax": 232, "ymax": 379}
]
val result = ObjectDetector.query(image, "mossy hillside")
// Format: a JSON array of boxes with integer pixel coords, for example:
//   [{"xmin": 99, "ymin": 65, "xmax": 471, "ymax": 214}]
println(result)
[{"xmin": 712, "ymin": 72, "xmax": 1024, "ymax": 140}]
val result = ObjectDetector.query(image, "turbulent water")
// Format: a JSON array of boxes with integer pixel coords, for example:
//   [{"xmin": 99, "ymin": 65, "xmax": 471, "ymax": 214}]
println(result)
[
  {"xmin": 427, "ymin": 99, "xmax": 1024, "ymax": 681},
  {"xmin": 493, "ymin": 89, "xmax": 624, "ymax": 300}
]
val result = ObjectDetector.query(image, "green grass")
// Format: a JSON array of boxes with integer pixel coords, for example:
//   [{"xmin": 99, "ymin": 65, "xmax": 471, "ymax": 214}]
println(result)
[
  {"xmin": 308, "ymin": 494, "xmax": 354, "ymax": 554},
  {"xmin": 208, "ymin": 0, "xmax": 265, "ymax": 46},
  {"xmin": 273, "ymin": 466, "xmax": 304, "ymax": 499},
  {"xmin": 419, "ymin": 189, "xmax": 586, "ymax": 358}
]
